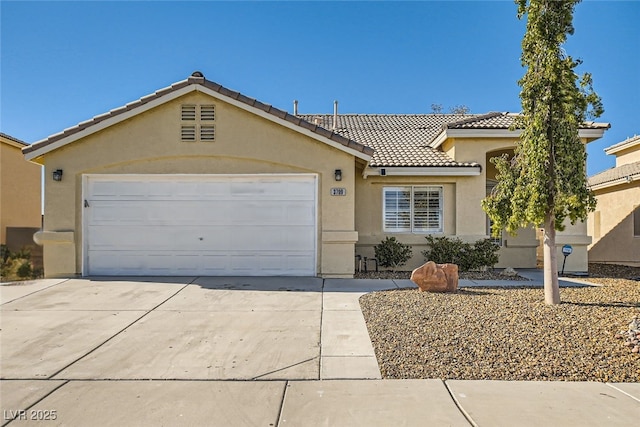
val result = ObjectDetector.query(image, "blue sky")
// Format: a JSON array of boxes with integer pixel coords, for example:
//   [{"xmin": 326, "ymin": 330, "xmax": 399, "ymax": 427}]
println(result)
[{"xmin": 1, "ymin": 1, "xmax": 638, "ymax": 175}]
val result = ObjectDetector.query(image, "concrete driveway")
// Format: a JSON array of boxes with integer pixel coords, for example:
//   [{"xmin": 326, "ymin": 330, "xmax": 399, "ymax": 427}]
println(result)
[
  {"xmin": 2, "ymin": 277, "xmax": 638, "ymax": 426},
  {"xmin": 1, "ymin": 276, "xmax": 381, "ymax": 381}
]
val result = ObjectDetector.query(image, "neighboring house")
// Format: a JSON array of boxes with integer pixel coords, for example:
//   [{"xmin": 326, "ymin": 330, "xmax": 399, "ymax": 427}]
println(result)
[
  {"xmin": 587, "ymin": 135, "xmax": 640, "ymax": 267},
  {"xmin": 1, "ymin": 132, "xmax": 43, "ymax": 266},
  {"xmin": 22, "ymin": 72, "xmax": 609, "ymax": 278}
]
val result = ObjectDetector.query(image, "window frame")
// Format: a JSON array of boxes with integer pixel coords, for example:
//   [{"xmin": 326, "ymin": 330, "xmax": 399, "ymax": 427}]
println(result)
[{"xmin": 383, "ymin": 186, "xmax": 443, "ymax": 233}]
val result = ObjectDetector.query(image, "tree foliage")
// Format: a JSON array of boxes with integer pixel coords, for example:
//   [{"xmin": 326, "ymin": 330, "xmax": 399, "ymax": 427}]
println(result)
[
  {"xmin": 430, "ymin": 104, "xmax": 471, "ymax": 114},
  {"xmin": 482, "ymin": 0, "xmax": 603, "ymax": 304}
]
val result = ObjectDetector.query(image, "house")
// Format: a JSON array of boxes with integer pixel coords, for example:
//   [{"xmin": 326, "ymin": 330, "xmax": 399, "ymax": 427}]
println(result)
[
  {"xmin": 22, "ymin": 72, "xmax": 609, "ymax": 278},
  {"xmin": 587, "ymin": 135, "xmax": 640, "ymax": 267},
  {"xmin": 1, "ymin": 132, "xmax": 43, "ymax": 266}
]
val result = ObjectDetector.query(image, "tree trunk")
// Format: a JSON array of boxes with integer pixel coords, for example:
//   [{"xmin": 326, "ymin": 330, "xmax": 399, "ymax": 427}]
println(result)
[{"xmin": 543, "ymin": 213, "xmax": 560, "ymax": 305}]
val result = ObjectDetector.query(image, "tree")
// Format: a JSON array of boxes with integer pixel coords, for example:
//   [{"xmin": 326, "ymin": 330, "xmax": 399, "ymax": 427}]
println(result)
[
  {"xmin": 449, "ymin": 105, "xmax": 471, "ymax": 114},
  {"xmin": 482, "ymin": 0, "xmax": 603, "ymax": 305},
  {"xmin": 430, "ymin": 104, "xmax": 471, "ymax": 114}
]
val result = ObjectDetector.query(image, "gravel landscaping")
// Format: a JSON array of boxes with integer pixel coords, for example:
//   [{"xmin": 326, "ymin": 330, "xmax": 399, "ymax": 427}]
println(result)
[{"xmin": 359, "ymin": 263, "xmax": 640, "ymax": 382}]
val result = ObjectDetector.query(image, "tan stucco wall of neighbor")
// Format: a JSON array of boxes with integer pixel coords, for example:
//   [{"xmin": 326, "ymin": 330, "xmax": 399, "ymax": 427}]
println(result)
[
  {"xmin": 0, "ymin": 137, "xmax": 42, "ymax": 244},
  {"xmin": 588, "ymin": 182, "xmax": 640, "ymax": 267},
  {"xmin": 614, "ymin": 147, "xmax": 640, "ymax": 167},
  {"xmin": 35, "ymin": 91, "xmax": 359, "ymax": 278}
]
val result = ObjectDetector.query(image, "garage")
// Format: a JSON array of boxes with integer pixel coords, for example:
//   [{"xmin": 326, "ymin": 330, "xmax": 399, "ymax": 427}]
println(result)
[{"xmin": 83, "ymin": 174, "xmax": 317, "ymax": 276}]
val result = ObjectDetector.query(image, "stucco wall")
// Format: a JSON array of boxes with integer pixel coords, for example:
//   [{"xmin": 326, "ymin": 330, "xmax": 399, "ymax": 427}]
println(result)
[
  {"xmin": 614, "ymin": 147, "xmax": 640, "ymax": 167},
  {"xmin": 354, "ymin": 135, "xmax": 596, "ymax": 272},
  {"xmin": 0, "ymin": 138, "xmax": 42, "ymax": 244},
  {"xmin": 588, "ymin": 182, "xmax": 640, "ymax": 267},
  {"xmin": 36, "ymin": 91, "xmax": 359, "ymax": 277}
]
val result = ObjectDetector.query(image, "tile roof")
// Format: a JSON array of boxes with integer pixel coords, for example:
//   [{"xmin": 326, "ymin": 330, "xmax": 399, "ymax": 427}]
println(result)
[
  {"xmin": 605, "ymin": 134, "xmax": 640, "ymax": 154},
  {"xmin": 444, "ymin": 112, "xmax": 610, "ymax": 130},
  {"xmin": 0, "ymin": 132, "xmax": 28, "ymax": 146},
  {"xmin": 298, "ymin": 114, "xmax": 482, "ymax": 167},
  {"xmin": 444, "ymin": 112, "xmax": 516, "ymax": 129},
  {"xmin": 23, "ymin": 73, "xmax": 373, "ymax": 158},
  {"xmin": 588, "ymin": 161, "xmax": 640, "ymax": 188}
]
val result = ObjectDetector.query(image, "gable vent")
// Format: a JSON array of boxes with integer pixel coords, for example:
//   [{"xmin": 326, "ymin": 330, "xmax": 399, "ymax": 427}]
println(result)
[
  {"xmin": 201, "ymin": 105, "xmax": 215, "ymax": 121},
  {"xmin": 181, "ymin": 125, "xmax": 196, "ymax": 141},
  {"xmin": 181, "ymin": 105, "xmax": 196, "ymax": 121},
  {"xmin": 200, "ymin": 125, "xmax": 215, "ymax": 141}
]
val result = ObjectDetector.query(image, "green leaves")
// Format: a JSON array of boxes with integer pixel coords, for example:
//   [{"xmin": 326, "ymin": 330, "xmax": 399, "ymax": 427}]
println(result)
[{"xmin": 483, "ymin": 0, "xmax": 601, "ymax": 234}]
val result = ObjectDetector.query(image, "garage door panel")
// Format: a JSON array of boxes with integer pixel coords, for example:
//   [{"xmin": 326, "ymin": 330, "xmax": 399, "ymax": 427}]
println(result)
[{"xmin": 85, "ymin": 175, "xmax": 317, "ymax": 276}]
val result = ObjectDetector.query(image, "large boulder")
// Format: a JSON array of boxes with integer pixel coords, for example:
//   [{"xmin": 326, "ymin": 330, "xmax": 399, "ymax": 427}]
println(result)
[{"xmin": 411, "ymin": 261, "xmax": 459, "ymax": 293}]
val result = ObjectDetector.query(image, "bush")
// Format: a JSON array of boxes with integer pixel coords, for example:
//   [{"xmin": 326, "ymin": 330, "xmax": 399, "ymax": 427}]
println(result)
[
  {"xmin": 0, "ymin": 245, "xmax": 40, "ymax": 282},
  {"xmin": 422, "ymin": 236, "xmax": 499, "ymax": 272},
  {"xmin": 16, "ymin": 260, "xmax": 33, "ymax": 278},
  {"xmin": 374, "ymin": 237, "xmax": 413, "ymax": 271}
]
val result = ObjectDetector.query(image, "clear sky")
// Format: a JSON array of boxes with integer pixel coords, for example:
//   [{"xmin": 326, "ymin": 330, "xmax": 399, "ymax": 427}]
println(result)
[{"xmin": 1, "ymin": 0, "xmax": 638, "ymax": 176}]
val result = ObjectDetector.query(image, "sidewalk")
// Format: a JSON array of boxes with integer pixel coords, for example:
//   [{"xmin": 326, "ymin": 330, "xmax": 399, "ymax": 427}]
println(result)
[{"xmin": 1, "ymin": 275, "xmax": 638, "ymax": 426}]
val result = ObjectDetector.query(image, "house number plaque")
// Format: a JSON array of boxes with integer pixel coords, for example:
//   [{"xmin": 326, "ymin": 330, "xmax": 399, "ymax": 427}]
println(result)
[{"xmin": 330, "ymin": 188, "xmax": 347, "ymax": 196}]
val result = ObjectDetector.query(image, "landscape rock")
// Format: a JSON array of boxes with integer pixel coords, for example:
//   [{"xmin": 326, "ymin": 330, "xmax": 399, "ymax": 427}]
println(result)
[
  {"xmin": 501, "ymin": 267, "xmax": 518, "ymax": 277},
  {"xmin": 410, "ymin": 261, "xmax": 458, "ymax": 293}
]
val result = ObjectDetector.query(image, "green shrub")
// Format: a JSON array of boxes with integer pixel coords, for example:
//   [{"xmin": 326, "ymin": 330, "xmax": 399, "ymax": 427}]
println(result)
[
  {"xmin": 0, "ymin": 246, "xmax": 40, "ymax": 282},
  {"xmin": 422, "ymin": 235, "xmax": 499, "ymax": 272},
  {"xmin": 16, "ymin": 260, "xmax": 33, "ymax": 278},
  {"xmin": 374, "ymin": 237, "xmax": 413, "ymax": 271}
]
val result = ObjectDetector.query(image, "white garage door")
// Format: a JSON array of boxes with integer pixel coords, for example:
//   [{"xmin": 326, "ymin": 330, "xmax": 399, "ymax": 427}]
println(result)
[{"xmin": 83, "ymin": 174, "xmax": 317, "ymax": 276}]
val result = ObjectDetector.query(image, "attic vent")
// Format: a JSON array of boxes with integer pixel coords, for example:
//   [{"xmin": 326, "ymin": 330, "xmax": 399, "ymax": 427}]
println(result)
[
  {"xmin": 181, "ymin": 105, "xmax": 196, "ymax": 121},
  {"xmin": 200, "ymin": 125, "xmax": 215, "ymax": 141},
  {"xmin": 181, "ymin": 125, "xmax": 196, "ymax": 141},
  {"xmin": 201, "ymin": 105, "xmax": 215, "ymax": 121}
]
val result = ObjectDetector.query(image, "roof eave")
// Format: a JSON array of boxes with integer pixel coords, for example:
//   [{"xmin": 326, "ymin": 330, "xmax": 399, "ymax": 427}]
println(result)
[
  {"xmin": 363, "ymin": 166, "xmax": 481, "ymax": 178},
  {"xmin": 430, "ymin": 127, "xmax": 609, "ymax": 149},
  {"xmin": 23, "ymin": 77, "xmax": 372, "ymax": 162},
  {"xmin": 590, "ymin": 172, "xmax": 640, "ymax": 191},
  {"xmin": 604, "ymin": 136, "xmax": 640, "ymax": 155}
]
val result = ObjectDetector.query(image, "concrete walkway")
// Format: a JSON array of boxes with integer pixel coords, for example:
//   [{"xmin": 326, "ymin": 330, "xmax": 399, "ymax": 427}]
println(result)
[{"xmin": 1, "ymin": 275, "xmax": 638, "ymax": 426}]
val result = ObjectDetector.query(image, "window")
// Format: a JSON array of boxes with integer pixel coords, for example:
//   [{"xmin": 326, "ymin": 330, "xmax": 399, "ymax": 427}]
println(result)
[
  {"xmin": 181, "ymin": 104, "xmax": 215, "ymax": 142},
  {"xmin": 487, "ymin": 216, "xmax": 503, "ymax": 246},
  {"xmin": 634, "ymin": 206, "xmax": 640, "ymax": 237},
  {"xmin": 383, "ymin": 186, "xmax": 443, "ymax": 233}
]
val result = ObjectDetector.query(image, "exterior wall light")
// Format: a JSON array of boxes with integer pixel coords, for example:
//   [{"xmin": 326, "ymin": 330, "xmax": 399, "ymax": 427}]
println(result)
[
  {"xmin": 334, "ymin": 169, "xmax": 342, "ymax": 181},
  {"xmin": 52, "ymin": 169, "xmax": 63, "ymax": 181}
]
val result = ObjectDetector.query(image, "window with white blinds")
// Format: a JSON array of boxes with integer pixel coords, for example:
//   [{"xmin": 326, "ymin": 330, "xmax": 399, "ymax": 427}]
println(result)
[{"xmin": 383, "ymin": 186, "xmax": 443, "ymax": 233}]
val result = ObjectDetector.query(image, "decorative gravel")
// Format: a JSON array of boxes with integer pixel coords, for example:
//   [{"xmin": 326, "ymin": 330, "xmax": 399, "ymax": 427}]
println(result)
[{"xmin": 359, "ymin": 264, "xmax": 640, "ymax": 382}]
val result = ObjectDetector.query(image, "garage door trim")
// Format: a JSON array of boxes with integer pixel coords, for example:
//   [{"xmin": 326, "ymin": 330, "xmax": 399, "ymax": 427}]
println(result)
[{"xmin": 81, "ymin": 174, "xmax": 318, "ymax": 276}]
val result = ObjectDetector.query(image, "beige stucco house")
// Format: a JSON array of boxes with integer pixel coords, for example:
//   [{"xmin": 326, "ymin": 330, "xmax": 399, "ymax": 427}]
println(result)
[
  {"xmin": 1, "ymin": 133, "xmax": 42, "ymax": 256},
  {"xmin": 587, "ymin": 135, "xmax": 640, "ymax": 267},
  {"xmin": 23, "ymin": 72, "xmax": 609, "ymax": 278}
]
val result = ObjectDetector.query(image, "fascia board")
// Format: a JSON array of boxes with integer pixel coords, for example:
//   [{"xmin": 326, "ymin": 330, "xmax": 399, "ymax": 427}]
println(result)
[
  {"xmin": 194, "ymin": 86, "xmax": 371, "ymax": 161},
  {"xmin": 431, "ymin": 128, "xmax": 607, "ymax": 149},
  {"xmin": 24, "ymin": 84, "xmax": 371, "ymax": 163},
  {"xmin": 363, "ymin": 166, "xmax": 481, "ymax": 178},
  {"xmin": 590, "ymin": 173, "xmax": 640, "ymax": 191},
  {"xmin": 604, "ymin": 139, "xmax": 640, "ymax": 155}
]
